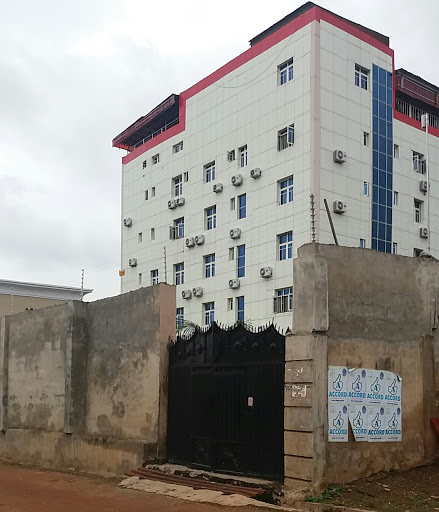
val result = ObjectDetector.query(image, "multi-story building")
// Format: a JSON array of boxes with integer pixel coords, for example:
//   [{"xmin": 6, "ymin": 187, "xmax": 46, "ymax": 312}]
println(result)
[{"xmin": 113, "ymin": 2, "xmax": 439, "ymax": 330}]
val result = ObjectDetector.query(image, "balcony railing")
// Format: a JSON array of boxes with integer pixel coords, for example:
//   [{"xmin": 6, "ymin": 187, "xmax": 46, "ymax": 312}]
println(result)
[
  {"xmin": 132, "ymin": 117, "xmax": 180, "ymax": 150},
  {"xmin": 395, "ymin": 98, "xmax": 439, "ymax": 129}
]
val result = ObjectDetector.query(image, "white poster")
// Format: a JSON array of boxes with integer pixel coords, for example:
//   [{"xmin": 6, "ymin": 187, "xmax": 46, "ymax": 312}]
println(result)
[
  {"xmin": 348, "ymin": 404, "xmax": 368, "ymax": 441},
  {"xmin": 367, "ymin": 369, "xmax": 385, "ymax": 404},
  {"xmin": 384, "ymin": 404, "xmax": 402, "ymax": 442},
  {"xmin": 383, "ymin": 371, "xmax": 402, "ymax": 407},
  {"xmin": 328, "ymin": 366, "xmax": 348, "ymax": 403},
  {"xmin": 367, "ymin": 405, "xmax": 386, "ymax": 442},
  {"xmin": 348, "ymin": 368, "xmax": 367, "ymax": 404},
  {"xmin": 328, "ymin": 403, "xmax": 349, "ymax": 442}
]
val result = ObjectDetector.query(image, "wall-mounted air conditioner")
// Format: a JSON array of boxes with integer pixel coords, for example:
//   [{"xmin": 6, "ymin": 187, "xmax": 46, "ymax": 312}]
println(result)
[
  {"xmin": 192, "ymin": 287, "xmax": 203, "ymax": 297},
  {"xmin": 185, "ymin": 237, "xmax": 195, "ymax": 247},
  {"xmin": 229, "ymin": 278, "xmax": 240, "ymax": 289},
  {"xmin": 123, "ymin": 218, "xmax": 132, "ymax": 227},
  {"xmin": 176, "ymin": 197, "xmax": 185, "ymax": 206},
  {"xmin": 419, "ymin": 180, "xmax": 428, "ymax": 193},
  {"xmin": 250, "ymin": 168, "xmax": 262, "ymax": 179},
  {"xmin": 420, "ymin": 227, "xmax": 429, "ymax": 239},
  {"xmin": 182, "ymin": 290, "xmax": 192, "ymax": 299},
  {"xmin": 168, "ymin": 199, "xmax": 177, "ymax": 209},
  {"xmin": 213, "ymin": 183, "xmax": 223, "ymax": 193},
  {"xmin": 231, "ymin": 174, "xmax": 243, "ymax": 186},
  {"xmin": 260, "ymin": 267, "xmax": 272, "ymax": 278},
  {"xmin": 128, "ymin": 258, "xmax": 137, "ymax": 267},
  {"xmin": 333, "ymin": 200, "xmax": 346, "ymax": 214},
  {"xmin": 195, "ymin": 235, "xmax": 205, "ymax": 245},
  {"xmin": 230, "ymin": 228, "xmax": 241, "ymax": 239},
  {"xmin": 333, "ymin": 149, "xmax": 346, "ymax": 163}
]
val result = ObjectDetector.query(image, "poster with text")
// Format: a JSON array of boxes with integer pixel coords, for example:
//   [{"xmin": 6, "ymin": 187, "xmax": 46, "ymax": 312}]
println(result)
[
  {"xmin": 383, "ymin": 404, "xmax": 402, "ymax": 442},
  {"xmin": 367, "ymin": 405, "xmax": 386, "ymax": 442},
  {"xmin": 348, "ymin": 404, "xmax": 368, "ymax": 441},
  {"xmin": 328, "ymin": 403, "xmax": 349, "ymax": 442},
  {"xmin": 366, "ymin": 369, "xmax": 385, "ymax": 404},
  {"xmin": 383, "ymin": 371, "xmax": 402, "ymax": 407},
  {"xmin": 348, "ymin": 368, "xmax": 367, "ymax": 404},
  {"xmin": 328, "ymin": 366, "xmax": 348, "ymax": 404}
]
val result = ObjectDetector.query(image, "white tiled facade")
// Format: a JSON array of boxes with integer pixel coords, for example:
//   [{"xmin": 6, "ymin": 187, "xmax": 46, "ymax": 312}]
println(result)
[{"xmin": 116, "ymin": 5, "xmax": 439, "ymax": 330}]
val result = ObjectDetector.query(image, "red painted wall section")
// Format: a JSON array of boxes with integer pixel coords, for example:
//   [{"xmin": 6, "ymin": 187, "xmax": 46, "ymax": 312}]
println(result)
[
  {"xmin": 394, "ymin": 111, "xmax": 439, "ymax": 138},
  {"xmin": 121, "ymin": 6, "xmax": 395, "ymax": 165}
]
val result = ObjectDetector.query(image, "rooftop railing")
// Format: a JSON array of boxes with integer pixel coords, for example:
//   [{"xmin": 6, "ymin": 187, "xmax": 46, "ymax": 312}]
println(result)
[
  {"xmin": 395, "ymin": 98, "xmax": 439, "ymax": 129},
  {"xmin": 131, "ymin": 117, "xmax": 180, "ymax": 150}
]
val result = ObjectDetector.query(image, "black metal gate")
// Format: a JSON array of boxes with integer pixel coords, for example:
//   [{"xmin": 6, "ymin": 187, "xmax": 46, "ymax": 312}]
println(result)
[{"xmin": 167, "ymin": 322, "xmax": 285, "ymax": 481}]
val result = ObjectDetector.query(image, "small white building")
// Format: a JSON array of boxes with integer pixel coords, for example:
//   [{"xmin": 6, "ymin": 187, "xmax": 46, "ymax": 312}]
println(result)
[{"xmin": 113, "ymin": 2, "xmax": 439, "ymax": 330}]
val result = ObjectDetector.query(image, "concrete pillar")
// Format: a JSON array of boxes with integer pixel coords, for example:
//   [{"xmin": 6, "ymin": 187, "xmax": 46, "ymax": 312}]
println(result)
[
  {"xmin": 0, "ymin": 316, "xmax": 9, "ymax": 431},
  {"xmin": 284, "ymin": 334, "xmax": 328, "ymax": 499}
]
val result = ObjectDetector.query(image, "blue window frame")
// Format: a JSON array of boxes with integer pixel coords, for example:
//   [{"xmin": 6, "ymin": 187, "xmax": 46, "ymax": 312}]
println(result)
[
  {"xmin": 175, "ymin": 262, "xmax": 184, "ymax": 285},
  {"xmin": 204, "ymin": 254, "xmax": 215, "ymax": 278},
  {"xmin": 205, "ymin": 162, "xmax": 215, "ymax": 183},
  {"xmin": 176, "ymin": 307, "xmax": 184, "ymax": 328},
  {"xmin": 204, "ymin": 302, "xmax": 214, "ymax": 325},
  {"xmin": 174, "ymin": 217, "xmax": 184, "ymax": 238},
  {"xmin": 237, "ymin": 296, "xmax": 244, "ymax": 322},
  {"xmin": 206, "ymin": 206, "xmax": 216, "ymax": 230},
  {"xmin": 280, "ymin": 177, "xmax": 294, "ymax": 204},
  {"xmin": 279, "ymin": 232, "xmax": 293, "ymax": 260},
  {"xmin": 279, "ymin": 58, "xmax": 293, "ymax": 85},
  {"xmin": 363, "ymin": 182, "xmax": 369, "ymax": 196},
  {"xmin": 173, "ymin": 175, "xmax": 183, "ymax": 196},
  {"xmin": 237, "ymin": 245, "xmax": 245, "ymax": 278},
  {"xmin": 238, "ymin": 194, "xmax": 246, "ymax": 219}
]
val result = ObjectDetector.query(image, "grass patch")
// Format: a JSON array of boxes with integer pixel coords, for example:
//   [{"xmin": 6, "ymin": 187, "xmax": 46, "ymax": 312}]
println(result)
[{"xmin": 305, "ymin": 484, "xmax": 345, "ymax": 503}]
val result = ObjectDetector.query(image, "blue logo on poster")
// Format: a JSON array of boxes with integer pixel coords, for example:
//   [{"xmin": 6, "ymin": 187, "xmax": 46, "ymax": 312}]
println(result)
[
  {"xmin": 388, "ymin": 379, "xmax": 398, "ymax": 395},
  {"xmin": 353, "ymin": 410, "xmax": 363, "ymax": 428},
  {"xmin": 388, "ymin": 413, "xmax": 398, "ymax": 428},
  {"xmin": 371, "ymin": 413, "xmax": 381, "ymax": 428},
  {"xmin": 333, "ymin": 374, "xmax": 343, "ymax": 391},
  {"xmin": 333, "ymin": 411, "xmax": 344, "ymax": 428},
  {"xmin": 352, "ymin": 375, "xmax": 362, "ymax": 392}
]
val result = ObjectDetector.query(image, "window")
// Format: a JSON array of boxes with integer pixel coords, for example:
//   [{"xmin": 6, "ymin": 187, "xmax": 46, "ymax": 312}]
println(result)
[
  {"xmin": 174, "ymin": 262, "xmax": 184, "ymax": 285},
  {"xmin": 151, "ymin": 269, "xmax": 159, "ymax": 286},
  {"xmin": 280, "ymin": 176, "xmax": 294, "ymax": 204},
  {"xmin": 392, "ymin": 243, "xmax": 397, "ymax": 255},
  {"xmin": 173, "ymin": 175, "xmax": 183, "ymax": 197},
  {"xmin": 363, "ymin": 182, "xmax": 369, "ymax": 196},
  {"xmin": 173, "ymin": 141, "xmax": 183, "ymax": 154},
  {"xmin": 228, "ymin": 298, "xmax": 234, "ymax": 311},
  {"xmin": 274, "ymin": 287, "xmax": 293, "ymax": 313},
  {"xmin": 142, "ymin": 160, "xmax": 147, "ymax": 169},
  {"xmin": 414, "ymin": 248, "xmax": 422, "ymax": 257},
  {"xmin": 151, "ymin": 228, "xmax": 155, "ymax": 240},
  {"xmin": 230, "ymin": 198, "xmax": 236, "ymax": 211},
  {"xmin": 413, "ymin": 152, "xmax": 426, "ymax": 174},
  {"xmin": 394, "ymin": 144, "xmax": 399, "ymax": 159},
  {"xmin": 151, "ymin": 187, "xmax": 156, "ymax": 197},
  {"xmin": 204, "ymin": 161, "xmax": 215, "ymax": 182},
  {"xmin": 138, "ymin": 273, "xmax": 142, "ymax": 285},
  {"xmin": 138, "ymin": 232, "xmax": 143, "ymax": 243},
  {"xmin": 152, "ymin": 154, "xmax": 159, "ymax": 165},
  {"xmin": 145, "ymin": 190, "xmax": 149, "ymax": 200},
  {"xmin": 363, "ymin": 132, "xmax": 369, "ymax": 146},
  {"xmin": 279, "ymin": 232, "xmax": 293, "ymax": 260},
  {"xmin": 227, "ymin": 150, "xmax": 236, "ymax": 162},
  {"xmin": 206, "ymin": 206, "xmax": 217, "ymax": 230},
  {"xmin": 238, "ymin": 194, "xmax": 246, "ymax": 219},
  {"xmin": 184, "ymin": 172, "xmax": 189, "ymax": 182},
  {"xmin": 355, "ymin": 64, "xmax": 368, "ymax": 90},
  {"xmin": 278, "ymin": 125, "xmax": 294, "ymax": 151},
  {"xmin": 237, "ymin": 244, "xmax": 245, "ymax": 278},
  {"xmin": 238, "ymin": 145, "xmax": 248, "ymax": 168},
  {"xmin": 172, "ymin": 217, "xmax": 184, "ymax": 239},
  {"xmin": 360, "ymin": 239, "xmax": 366, "ymax": 248},
  {"xmin": 237, "ymin": 296, "xmax": 244, "ymax": 322},
  {"xmin": 393, "ymin": 191, "xmax": 399, "ymax": 206},
  {"xmin": 204, "ymin": 254, "xmax": 215, "ymax": 278},
  {"xmin": 203, "ymin": 302, "xmax": 214, "ymax": 325},
  {"xmin": 414, "ymin": 200, "xmax": 422, "ymax": 223},
  {"xmin": 229, "ymin": 247, "xmax": 235, "ymax": 261},
  {"xmin": 176, "ymin": 307, "xmax": 184, "ymax": 328},
  {"xmin": 278, "ymin": 58, "xmax": 293, "ymax": 85}
]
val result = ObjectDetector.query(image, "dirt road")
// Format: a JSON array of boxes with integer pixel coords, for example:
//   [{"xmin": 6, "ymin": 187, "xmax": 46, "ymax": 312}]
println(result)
[{"xmin": 0, "ymin": 462, "xmax": 264, "ymax": 512}]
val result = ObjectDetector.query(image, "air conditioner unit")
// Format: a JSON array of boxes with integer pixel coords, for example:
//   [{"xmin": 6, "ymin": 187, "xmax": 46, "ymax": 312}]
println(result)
[
  {"xmin": 195, "ymin": 235, "xmax": 205, "ymax": 245},
  {"xmin": 419, "ymin": 180, "xmax": 428, "ymax": 193},
  {"xmin": 260, "ymin": 266, "xmax": 273, "ymax": 278},
  {"xmin": 128, "ymin": 258, "xmax": 137, "ymax": 267},
  {"xmin": 182, "ymin": 290, "xmax": 192, "ymax": 299},
  {"xmin": 333, "ymin": 149, "xmax": 346, "ymax": 163},
  {"xmin": 185, "ymin": 237, "xmax": 195, "ymax": 248},
  {"xmin": 231, "ymin": 174, "xmax": 243, "ymax": 186},
  {"xmin": 230, "ymin": 228, "xmax": 241, "ymax": 239},
  {"xmin": 229, "ymin": 278, "xmax": 240, "ymax": 289},
  {"xmin": 176, "ymin": 196, "xmax": 185, "ymax": 206},
  {"xmin": 168, "ymin": 199, "xmax": 177, "ymax": 209},
  {"xmin": 420, "ymin": 227, "xmax": 429, "ymax": 239},
  {"xmin": 213, "ymin": 183, "xmax": 223, "ymax": 193},
  {"xmin": 192, "ymin": 287, "xmax": 203, "ymax": 297},
  {"xmin": 123, "ymin": 218, "xmax": 132, "ymax": 227},
  {"xmin": 333, "ymin": 200, "xmax": 346, "ymax": 214},
  {"xmin": 250, "ymin": 168, "xmax": 262, "ymax": 179}
]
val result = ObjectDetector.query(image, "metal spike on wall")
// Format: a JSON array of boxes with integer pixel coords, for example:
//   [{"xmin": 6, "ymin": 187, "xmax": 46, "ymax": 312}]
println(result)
[{"xmin": 310, "ymin": 193, "xmax": 316, "ymax": 242}]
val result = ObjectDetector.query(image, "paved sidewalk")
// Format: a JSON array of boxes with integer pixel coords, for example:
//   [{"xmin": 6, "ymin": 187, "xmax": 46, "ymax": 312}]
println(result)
[{"xmin": 0, "ymin": 462, "xmax": 269, "ymax": 512}]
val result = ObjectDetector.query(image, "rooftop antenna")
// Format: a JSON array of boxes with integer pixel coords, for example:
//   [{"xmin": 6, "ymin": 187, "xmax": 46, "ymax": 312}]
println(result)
[{"xmin": 80, "ymin": 269, "xmax": 84, "ymax": 301}]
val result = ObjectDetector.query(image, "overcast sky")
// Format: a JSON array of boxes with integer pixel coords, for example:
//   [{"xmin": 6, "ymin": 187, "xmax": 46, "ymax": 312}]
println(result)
[{"xmin": 1, "ymin": 0, "xmax": 437, "ymax": 301}]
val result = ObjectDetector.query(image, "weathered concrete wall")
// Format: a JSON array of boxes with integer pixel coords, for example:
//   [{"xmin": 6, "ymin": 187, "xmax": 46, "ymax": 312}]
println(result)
[
  {"xmin": 286, "ymin": 243, "xmax": 439, "ymax": 495},
  {"xmin": 0, "ymin": 295, "xmax": 66, "ymax": 318},
  {"xmin": 0, "ymin": 284, "xmax": 175, "ymax": 475}
]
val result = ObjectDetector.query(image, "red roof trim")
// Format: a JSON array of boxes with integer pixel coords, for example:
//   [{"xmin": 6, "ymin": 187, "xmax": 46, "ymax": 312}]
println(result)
[
  {"xmin": 121, "ymin": 6, "xmax": 393, "ymax": 165},
  {"xmin": 394, "ymin": 111, "xmax": 439, "ymax": 138}
]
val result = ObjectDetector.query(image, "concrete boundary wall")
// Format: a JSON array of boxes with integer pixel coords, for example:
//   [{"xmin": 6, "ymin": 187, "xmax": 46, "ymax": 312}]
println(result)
[
  {"xmin": 0, "ymin": 284, "xmax": 175, "ymax": 475},
  {"xmin": 285, "ymin": 244, "xmax": 439, "ymax": 496}
]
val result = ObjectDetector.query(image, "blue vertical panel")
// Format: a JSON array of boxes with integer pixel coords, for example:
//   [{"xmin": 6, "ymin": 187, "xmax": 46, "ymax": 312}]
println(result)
[{"xmin": 372, "ymin": 65, "xmax": 393, "ymax": 252}]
